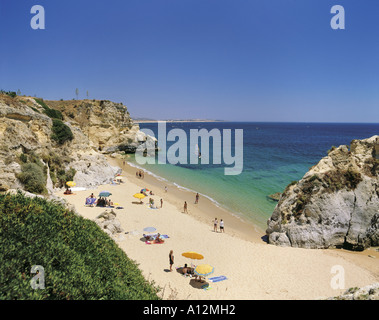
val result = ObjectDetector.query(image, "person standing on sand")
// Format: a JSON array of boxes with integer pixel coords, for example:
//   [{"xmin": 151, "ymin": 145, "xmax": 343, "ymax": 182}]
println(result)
[
  {"xmin": 165, "ymin": 186, "xmax": 168, "ymax": 193},
  {"xmin": 160, "ymin": 198, "xmax": 163, "ymax": 208},
  {"xmin": 219, "ymin": 219, "xmax": 224, "ymax": 233},
  {"xmin": 183, "ymin": 201, "xmax": 188, "ymax": 213},
  {"xmin": 195, "ymin": 193, "xmax": 199, "ymax": 204},
  {"xmin": 213, "ymin": 218, "xmax": 218, "ymax": 232},
  {"xmin": 169, "ymin": 250, "xmax": 174, "ymax": 272}
]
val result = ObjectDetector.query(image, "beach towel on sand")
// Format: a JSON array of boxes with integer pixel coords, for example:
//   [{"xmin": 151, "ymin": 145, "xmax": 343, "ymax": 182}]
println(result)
[
  {"xmin": 208, "ymin": 276, "xmax": 228, "ymax": 283},
  {"xmin": 201, "ymin": 284, "xmax": 212, "ymax": 290},
  {"xmin": 85, "ymin": 197, "xmax": 96, "ymax": 205},
  {"xmin": 145, "ymin": 239, "xmax": 165, "ymax": 245}
]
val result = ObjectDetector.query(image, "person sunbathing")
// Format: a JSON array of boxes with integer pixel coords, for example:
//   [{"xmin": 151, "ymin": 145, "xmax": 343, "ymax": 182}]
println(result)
[
  {"xmin": 181, "ymin": 264, "xmax": 194, "ymax": 277},
  {"xmin": 155, "ymin": 233, "xmax": 163, "ymax": 243},
  {"xmin": 64, "ymin": 188, "xmax": 73, "ymax": 195},
  {"xmin": 182, "ymin": 264, "xmax": 189, "ymax": 275},
  {"xmin": 143, "ymin": 233, "xmax": 157, "ymax": 241}
]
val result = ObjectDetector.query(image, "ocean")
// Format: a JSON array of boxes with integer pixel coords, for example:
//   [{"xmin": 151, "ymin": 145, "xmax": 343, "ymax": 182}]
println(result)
[{"xmin": 128, "ymin": 122, "xmax": 379, "ymax": 230}]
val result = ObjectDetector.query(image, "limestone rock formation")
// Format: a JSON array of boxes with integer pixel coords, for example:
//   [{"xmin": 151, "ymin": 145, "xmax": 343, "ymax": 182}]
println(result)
[
  {"xmin": 326, "ymin": 283, "xmax": 379, "ymax": 300},
  {"xmin": 45, "ymin": 99, "xmax": 156, "ymax": 153},
  {"xmin": 266, "ymin": 136, "xmax": 379, "ymax": 250},
  {"xmin": 95, "ymin": 210, "xmax": 124, "ymax": 240},
  {"xmin": 0, "ymin": 94, "xmax": 151, "ymax": 193}
]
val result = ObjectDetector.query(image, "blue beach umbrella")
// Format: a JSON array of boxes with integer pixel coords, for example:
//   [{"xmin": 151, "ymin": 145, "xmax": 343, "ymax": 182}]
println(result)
[
  {"xmin": 143, "ymin": 227, "xmax": 156, "ymax": 233},
  {"xmin": 99, "ymin": 191, "xmax": 112, "ymax": 197}
]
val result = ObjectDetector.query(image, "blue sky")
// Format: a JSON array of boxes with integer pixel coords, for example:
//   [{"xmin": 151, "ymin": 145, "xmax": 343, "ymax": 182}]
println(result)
[{"xmin": 1, "ymin": 0, "xmax": 378, "ymax": 122}]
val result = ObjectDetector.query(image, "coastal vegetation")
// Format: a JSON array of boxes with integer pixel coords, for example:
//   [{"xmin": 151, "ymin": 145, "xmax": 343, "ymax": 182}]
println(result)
[
  {"xmin": 16, "ymin": 152, "xmax": 47, "ymax": 195},
  {"xmin": 0, "ymin": 90, "xmax": 17, "ymax": 98},
  {"xmin": 34, "ymin": 98, "xmax": 63, "ymax": 120},
  {"xmin": 33, "ymin": 98, "xmax": 73, "ymax": 144},
  {"xmin": 0, "ymin": 192, "xmax": 160, "ymax": 300},
  {"xmin": 16, "ymin": 162, "xmax": 47, "ymax": 195},
  {"xmin": 51, "ymin": 119, "xmax": 74, "ymax": 145}
]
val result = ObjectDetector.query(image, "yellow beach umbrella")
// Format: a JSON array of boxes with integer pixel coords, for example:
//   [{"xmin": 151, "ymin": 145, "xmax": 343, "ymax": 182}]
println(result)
[
  {"xmin": 133, "ymin": 193, "xmax": 146, "ymax": 199},
  {"xmin": 194, "ymin": 264, "xmax": 215, "ymax": 277},
  {"xmin": 182, "ymin": 252, "xmax": 204, "ymax": 260},
  {"xmin": 182, "ymin": 252, "xmax": 204, "ymax": 268},
  {"xmin": 66, "ymin": 181, "xmax": 76, "ymax": 187}
]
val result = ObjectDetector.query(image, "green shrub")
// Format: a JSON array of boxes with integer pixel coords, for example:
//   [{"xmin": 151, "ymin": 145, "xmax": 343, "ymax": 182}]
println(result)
[
  {"xmin": 49, "ymin": 170, "xmax": 57, "ymax": 186},
  {"xmin": 34, "ymin": 98, "xmax": 63, "ymax": 120},
  {"xmin": 56, "ymin": 167, "xmax": 76, "ymax": 187},
  {"xmin": 328, "ymin": 146, "xmax": 337, "ymax": 154},
  {"xmin": 51, "ymin": 119, "xmax": 73, "ymax": 145},
  {"xmin": 283, "ymin": 180, "xmax": 297, "ymax": 193},
  {"xmin": 1, "ymin": 90, "xmax": 17, "ymax": 98},
  {"xmin": 0, "ymin": 192, "xmax": 160, "ymax": 300},
  {"xmin": 344, "ymin": 169, "xmax": 362, "ymax": 189},
  {"xmin": 19, "ymin": 153, "xmax": 28, "ymax": 163},
  {"xmin": 16, "ymin": 163, "xmax": 47, "ymax": 194},
  {"xmin": 308, "ymin": 175, "xmax": 318, "ymax": 182}
]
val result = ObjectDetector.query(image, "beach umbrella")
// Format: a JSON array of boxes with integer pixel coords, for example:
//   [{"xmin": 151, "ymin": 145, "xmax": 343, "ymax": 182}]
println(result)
[
  {"xmin": 143, "ymin": 227, "xmax": 156, "ymax": 233},
  {"xmin": 140, "ymin": 188, "xmax": 149, "ymax": 193},
  {"xmin": 66, "ymin": 181, "xmax": 76, "ymax": 187},
  {"xmin": 133, "ymin": 193, "xmax": 146, "ymax": 204},
  {"xmin": 99, "ymin": 191, "xmax": 112, "ymax": 197},
  {"xmin": 115, "ymin": 176, "xmax": 124, "ymax": 181},
  {"xmin": 194, "ymin": 264, "xmax": 215, "ymax": 278},
  {"xmin": 182, "ymin": 251, "xmax": 204, "ymax": 268},
  {"xmin": 182, "ymin": 252, "xmax": 204, "ymax": 260}
]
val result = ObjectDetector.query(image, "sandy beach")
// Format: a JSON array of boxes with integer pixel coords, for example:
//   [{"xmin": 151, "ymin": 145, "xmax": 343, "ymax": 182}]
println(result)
[{"xmin": 58, "ymin": 157, "xmax": 379, "ymax": 300}]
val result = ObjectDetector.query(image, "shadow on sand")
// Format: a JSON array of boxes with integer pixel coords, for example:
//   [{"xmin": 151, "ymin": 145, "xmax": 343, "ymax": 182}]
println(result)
[{"xmin": 189, "ymin": 278, "xmax": 208, "ymax": 289}]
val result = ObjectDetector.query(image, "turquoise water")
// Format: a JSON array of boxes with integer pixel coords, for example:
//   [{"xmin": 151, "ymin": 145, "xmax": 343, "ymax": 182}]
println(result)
[{"xmin": 129, "ymin": 122, "xmax": 379, "ymax": 229}]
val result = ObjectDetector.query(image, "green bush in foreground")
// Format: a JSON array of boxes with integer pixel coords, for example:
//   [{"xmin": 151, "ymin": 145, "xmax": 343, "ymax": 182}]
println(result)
[
  {"xmin": 0, "ymin": 192, "xmax": 160, "ymax": 300},
  {"xmin": 16, "ymin": 163, "xmax": 47, "ymax": 195}
]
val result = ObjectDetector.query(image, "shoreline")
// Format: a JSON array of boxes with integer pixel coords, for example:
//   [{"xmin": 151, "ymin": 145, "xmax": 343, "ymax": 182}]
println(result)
[
  {"xmin": 108, "ymin": 156, "xmax": 379, "ymax": 277},
  {"xmin": 57, "ymin": 156, "xmax": 378, "ymax": 300},
  {"xmin": 108, "ymin": 155, "xmax": 266, "ymax": 244}
]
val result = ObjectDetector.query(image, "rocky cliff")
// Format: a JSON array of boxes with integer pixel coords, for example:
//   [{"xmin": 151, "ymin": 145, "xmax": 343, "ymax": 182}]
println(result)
[
  {"xmin": 266, "ymin": 136, "xmax": 379, "ymax": 250},
  {"xmin": 0, "ymin": 94, "xmax": 151, "ymax": 192}
]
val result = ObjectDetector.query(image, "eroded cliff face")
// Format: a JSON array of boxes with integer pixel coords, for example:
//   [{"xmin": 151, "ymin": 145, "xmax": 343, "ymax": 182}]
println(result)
[
  {"xmin": 0, "ymin": 94, "xmax": 150, "ymax": 192},
  {"xmin": 45, "ymin": 99, "xmax": 151, "ymax": 153},
  {"xmin": 266, "ymin": 136, "xmax": 379, "ymax": 250}
]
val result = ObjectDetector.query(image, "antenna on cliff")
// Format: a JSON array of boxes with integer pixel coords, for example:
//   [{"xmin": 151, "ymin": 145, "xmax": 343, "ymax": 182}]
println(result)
[{"xmin": 75, "ymin": 88, "xmax": 79, "ymax": 100}]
